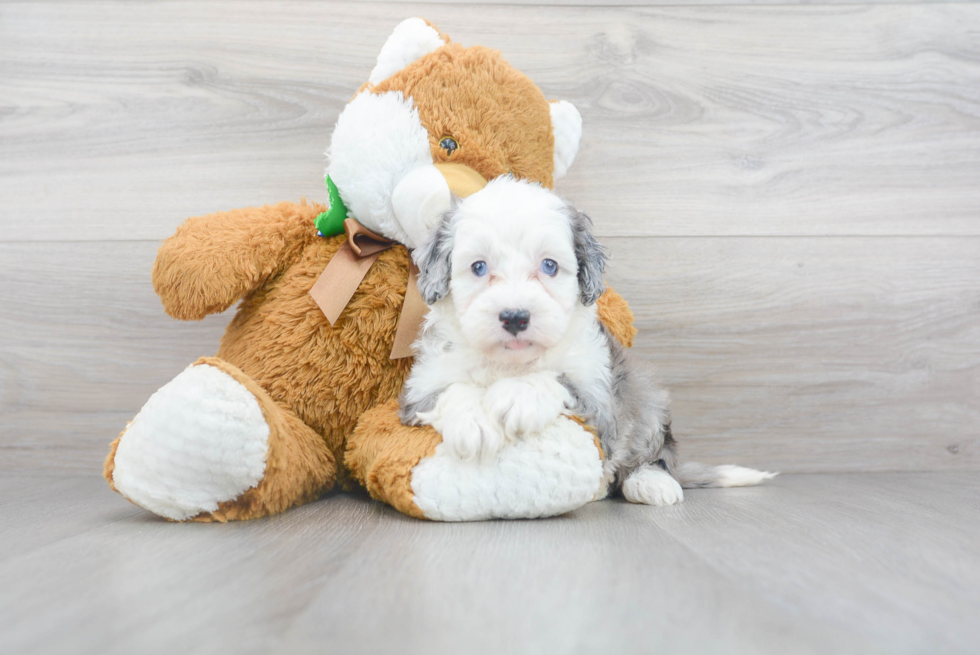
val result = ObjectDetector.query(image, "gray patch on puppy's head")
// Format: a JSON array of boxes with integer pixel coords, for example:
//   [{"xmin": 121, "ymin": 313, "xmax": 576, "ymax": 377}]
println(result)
[
  {"xmin": 565, "ymin": 206, "xmax": 607, "ymax": 306},
  {"xmin": 413, "ymin": 200, "xmax": 458, "ymax": 305}
]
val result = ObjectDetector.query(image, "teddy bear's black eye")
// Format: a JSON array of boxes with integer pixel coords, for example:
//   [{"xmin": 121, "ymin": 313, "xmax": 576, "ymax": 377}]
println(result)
[{"xmin": 440, "ymin": 136, "xmax": 458, "ymax": 155}]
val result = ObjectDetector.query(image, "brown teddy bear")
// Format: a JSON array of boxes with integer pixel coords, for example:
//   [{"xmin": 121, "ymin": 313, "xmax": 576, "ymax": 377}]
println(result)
[{"xmin": 103, "ymin": 18, "xmax": 637, "ymax": 522}]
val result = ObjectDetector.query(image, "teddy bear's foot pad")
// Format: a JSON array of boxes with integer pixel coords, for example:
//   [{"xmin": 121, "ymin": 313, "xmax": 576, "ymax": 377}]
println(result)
[
  {"xmin": 111, "ymin": 363, "xmax": 269, "ymax": 520},
  {"xmin": 410, "ymin": 416, "xmax": 604, "ymax": 521}
]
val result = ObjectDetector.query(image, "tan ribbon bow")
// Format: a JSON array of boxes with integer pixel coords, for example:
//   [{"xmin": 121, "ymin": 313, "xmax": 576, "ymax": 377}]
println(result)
[
  {"xmin": 309, "ymin": 218, "xmax": 425, "ymax": 359},
  {"xmin": 308, "ymin": 163, "xmax": 488, "ymax": 360}
]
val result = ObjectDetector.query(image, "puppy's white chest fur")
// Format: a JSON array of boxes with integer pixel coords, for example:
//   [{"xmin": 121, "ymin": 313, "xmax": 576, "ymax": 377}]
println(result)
[{"xmin": 407, "ymin": 299, "xmax": 611, "ymax": 462}]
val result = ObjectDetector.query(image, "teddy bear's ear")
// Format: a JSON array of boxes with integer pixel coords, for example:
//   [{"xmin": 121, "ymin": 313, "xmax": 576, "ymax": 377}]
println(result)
[
  {"xmin": 550, "ymin": 100, "xmax": 583, "ymax": 181},
  {"xmin": 369, "ymin": 18, "xmax": 449, "ymax": 85}
]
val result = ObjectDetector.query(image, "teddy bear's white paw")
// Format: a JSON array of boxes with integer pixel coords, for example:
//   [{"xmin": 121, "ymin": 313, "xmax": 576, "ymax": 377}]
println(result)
[
  {"xmin": 483, "ymin": 373, "xmax": 571, "ymax": 440},
  {"xmin": 411, "ymin": 416, "xmax": 604, "ymax": 521},
  {"xmin": 111, "ymin": 363, "xmax": 270, "ymax": 520},
  {"xmin": 416, "ymin": 383, "xmax": 505, "ymax": 462},
  {"xmin": 622, "ymin": 466, "xmax": 684, "ymax": 506}
]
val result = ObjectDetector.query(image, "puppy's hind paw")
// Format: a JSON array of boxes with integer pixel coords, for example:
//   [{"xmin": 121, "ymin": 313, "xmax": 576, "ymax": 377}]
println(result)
[{"xmin": 622, "ymin": 466, "xmax": 684, "ymax": 506}]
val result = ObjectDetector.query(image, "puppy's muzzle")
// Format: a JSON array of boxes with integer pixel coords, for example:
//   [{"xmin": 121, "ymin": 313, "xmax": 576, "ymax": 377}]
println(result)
[{"xmin": 499, "ymin": 308, "xmax": 531, "ymax": 335}]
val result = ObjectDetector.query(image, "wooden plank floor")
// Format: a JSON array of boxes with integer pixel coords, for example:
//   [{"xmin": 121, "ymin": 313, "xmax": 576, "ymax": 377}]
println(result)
[{"xmin": 0, "ymin": 472, "xmax": 977, "ymax": 655}]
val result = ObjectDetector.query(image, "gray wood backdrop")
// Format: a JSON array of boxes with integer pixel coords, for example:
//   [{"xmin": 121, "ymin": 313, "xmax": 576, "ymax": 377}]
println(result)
[{"xmin": 1, "ymin": 1, "xmax": 978, "ymax": 475}]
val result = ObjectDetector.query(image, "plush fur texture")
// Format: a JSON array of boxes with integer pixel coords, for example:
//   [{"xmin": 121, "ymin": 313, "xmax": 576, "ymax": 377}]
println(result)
[
  {"xmin": 409, "ymin": 414, "xmax": 603, "ymax": 521},
  {"xmin": 549, "ymin": 100, "xmax": 582, "ymax": 181},
  {"xmin": 110, "ymin": 361, "xmax": 270, "ymax": 521},
  {"xmin": 107, "ymin": 356, "xmax": 337, "ymax": 522},
  {"xmin": 348, "ymin": 401, "xmax": 606, "ymax": 521},
  {"xmin": 104, "ymin": 20, "xmax": 637, "ymax": 521},
  {"xmin": 152, "ymin": 201, "xmax": 412, "ymax": 489},
  {"xmin": 333, "ymin": 19, "xmax": 579, "ymax": 249},
  {"xmin": 347, "ymin": 399, "xmax": 441, "ymax": 519},
  {"xmin": 404, "ymin": 178, "xmax": 776, "ymax": 506},
  {"xmin": 328, "ymin": 90, "xmax": 436, "ymax": 248},
  {"xmin": 369, "ymin": 18, "xmax": 447, "ymax": 85},
  {"xmin": 370, "ymin": 39, "xmax": 559, "ymax": 189}
]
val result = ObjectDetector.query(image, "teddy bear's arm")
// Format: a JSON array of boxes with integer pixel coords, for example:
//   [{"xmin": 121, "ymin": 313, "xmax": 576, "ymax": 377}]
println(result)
[{"xmin": 153, "ymin": 201, "xmax": 319, "ymax": 320}]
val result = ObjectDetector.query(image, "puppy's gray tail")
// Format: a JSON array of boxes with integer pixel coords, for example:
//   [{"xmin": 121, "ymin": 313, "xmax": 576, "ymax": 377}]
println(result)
[{"xmin": 675, "ymin": 462, "xmax": 778, "ymax": 489}]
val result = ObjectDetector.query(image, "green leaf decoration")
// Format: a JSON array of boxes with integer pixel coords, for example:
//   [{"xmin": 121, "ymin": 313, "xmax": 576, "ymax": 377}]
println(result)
[{"xmin": 314, "ymin": 175, "xmax": 349, "ymax": 237}]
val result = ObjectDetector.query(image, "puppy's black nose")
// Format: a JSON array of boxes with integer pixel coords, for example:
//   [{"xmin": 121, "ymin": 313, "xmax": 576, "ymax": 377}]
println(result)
[{"xmin": 499, "ymin": 309, "xmax": 530, "ymax": 335}]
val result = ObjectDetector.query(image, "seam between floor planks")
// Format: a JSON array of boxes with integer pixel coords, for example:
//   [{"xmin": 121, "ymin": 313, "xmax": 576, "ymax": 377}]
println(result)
[{"xmin": 3, "ymin": 3, "xmax": 979, "ymax": 240}]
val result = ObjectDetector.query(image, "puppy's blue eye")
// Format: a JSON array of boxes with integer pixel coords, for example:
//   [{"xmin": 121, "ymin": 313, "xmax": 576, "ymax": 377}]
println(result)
[
  {"xmin": 541, "ymin": 259, "xmax": 558, "ymax": 276},
  {"xmin": 471, "ymin": 261, "xmax": 488, "ymax": 277}
]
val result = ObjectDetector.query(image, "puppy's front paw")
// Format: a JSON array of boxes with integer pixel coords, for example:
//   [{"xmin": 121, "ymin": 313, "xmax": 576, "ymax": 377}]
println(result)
[
  {"xmin": 622, "ymin": 467, "xmax": 684, "ymax": 506},
  {"xmin": 439, "ymin": 411, "xmax": 504, "ymax": 461},
  {"xmin": 416, "ymin": 384, "xmax": 505, "ymax": 462},
  {"xmin": 483, "ymin": 374, "xmax": 572, "ymax": 439}
]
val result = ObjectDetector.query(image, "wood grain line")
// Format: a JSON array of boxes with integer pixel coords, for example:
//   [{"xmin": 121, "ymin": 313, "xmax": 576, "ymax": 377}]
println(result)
[
  {"xmin": 2, "ymin": 237, "xmax": 976, "ymax": 473},
  {"xmin": 1, "ymin": 3, "xmax": 978, "ymax": 239}
]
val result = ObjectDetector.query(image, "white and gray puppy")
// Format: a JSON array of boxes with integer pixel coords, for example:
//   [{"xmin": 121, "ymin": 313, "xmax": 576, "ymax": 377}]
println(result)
[{"xmin": 400, "ymin": 177, "xmax": 775, "ymax": 505}]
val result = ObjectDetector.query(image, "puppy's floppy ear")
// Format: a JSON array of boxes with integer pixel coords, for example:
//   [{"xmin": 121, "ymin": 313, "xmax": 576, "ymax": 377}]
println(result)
[
  {"xmin": 413, "ymin": 204, "xmax": 457, "ymax": 305},
  {"xmin": 567, "ymin": 207, "xmax": 607, "ymax": 306}
]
